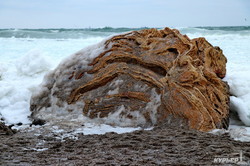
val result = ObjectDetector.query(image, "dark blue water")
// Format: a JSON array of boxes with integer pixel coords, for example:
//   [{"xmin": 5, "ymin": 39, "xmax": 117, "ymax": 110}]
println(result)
[{"xmin": 0, "ymin": 26, "xmax": 249, "ymax": 39}]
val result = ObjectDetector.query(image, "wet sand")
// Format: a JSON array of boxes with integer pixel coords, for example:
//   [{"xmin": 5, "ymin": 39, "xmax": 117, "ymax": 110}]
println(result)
[{"xmin": 1, "ymin": 122, "xmax": 250, "ymax": 165}]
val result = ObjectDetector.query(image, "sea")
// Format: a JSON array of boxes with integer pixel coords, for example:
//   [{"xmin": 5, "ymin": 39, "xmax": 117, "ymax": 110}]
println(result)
[{"xmin": 0, "ymin": 26, "xmax": 250, "ymax": 141}]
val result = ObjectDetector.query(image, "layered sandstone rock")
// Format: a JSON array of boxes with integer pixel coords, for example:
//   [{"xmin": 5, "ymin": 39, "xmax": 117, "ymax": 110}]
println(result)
[{"xmin": 30, "ymin": 28, "xmax": 229, "ymax": 132}]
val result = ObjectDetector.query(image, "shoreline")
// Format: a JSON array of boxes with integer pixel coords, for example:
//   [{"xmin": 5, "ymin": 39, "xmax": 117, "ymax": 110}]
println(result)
[{"xmin": 1, "ymin": 121, "xmax": 250, "ymax": 165}]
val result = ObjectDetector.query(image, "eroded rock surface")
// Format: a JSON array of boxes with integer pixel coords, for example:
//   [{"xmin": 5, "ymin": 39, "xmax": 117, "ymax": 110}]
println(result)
[{"xmin": 30, "ymin": 28, "xmax": 229, "ymax": 131}]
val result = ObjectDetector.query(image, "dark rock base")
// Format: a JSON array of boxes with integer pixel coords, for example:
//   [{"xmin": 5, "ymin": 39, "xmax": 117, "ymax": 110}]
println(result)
[
  {"xmin": 1, "ymin": 122, "xmax": 250, "ymax": 165},
  {"xmin": 0, "ymin": 122, "xmax": 16, "ymax": 136}
]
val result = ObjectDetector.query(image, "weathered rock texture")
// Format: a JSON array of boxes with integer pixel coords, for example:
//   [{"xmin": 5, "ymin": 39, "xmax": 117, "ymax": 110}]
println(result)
[{"xmin": 30, "ymin": 28, "xmax": 229, "ymax": 132}]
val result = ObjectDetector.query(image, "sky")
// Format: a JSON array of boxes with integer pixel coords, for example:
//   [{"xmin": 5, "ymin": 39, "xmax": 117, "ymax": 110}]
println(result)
[{"xmin": 0, "ymin": 0, "xmax": 249, "ymax": 28}]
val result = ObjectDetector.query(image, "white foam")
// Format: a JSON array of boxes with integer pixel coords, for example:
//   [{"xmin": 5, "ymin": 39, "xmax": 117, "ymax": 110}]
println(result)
[
  {"xmin": 229, "ymin": 125, "xmax": 250, "ymax": 142},
  {"xmin": 0, "ymin": 51, "xmax": 52, "ymax": 124},
  {"xmin": 210, "ymin": 127, "xmax": 250, "ymax": 142},
  {"xmin": 16, "ymin": 50, "xmax": 52, "ymax": 76},
  {"xmin": 229, "ymin": 96, "xmax": 250, "ymax": 126},
  {"xmin": 73, "ymin": 123, "xmax": 141, "ymax": 135},
  {"xmin": 34, "ymin": 122, "xmax": 141, "ymax": 141}
]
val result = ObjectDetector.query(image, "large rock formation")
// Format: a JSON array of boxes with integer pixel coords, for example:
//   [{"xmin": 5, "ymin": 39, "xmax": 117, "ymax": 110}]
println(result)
[{"xmin": 30, "ymin": 28, "xmax": 229, "ymax": 132}]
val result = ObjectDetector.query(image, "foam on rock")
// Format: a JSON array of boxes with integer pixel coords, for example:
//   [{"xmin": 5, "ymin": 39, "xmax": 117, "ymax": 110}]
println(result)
[{"xmin": 30, "ymin": 28, "xmax": 230, "ymax": 132}]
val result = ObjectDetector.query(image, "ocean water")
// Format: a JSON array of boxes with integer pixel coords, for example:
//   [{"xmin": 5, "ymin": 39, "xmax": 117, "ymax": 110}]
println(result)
[{"xmin": 1, "ymin": 27, "xmax": 250, "ymax": 141}]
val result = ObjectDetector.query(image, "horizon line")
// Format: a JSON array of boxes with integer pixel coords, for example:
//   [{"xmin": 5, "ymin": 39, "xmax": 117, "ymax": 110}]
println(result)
[{"xmin": 0, "ymin": 25, "xmax": 250, "ymax": 30}]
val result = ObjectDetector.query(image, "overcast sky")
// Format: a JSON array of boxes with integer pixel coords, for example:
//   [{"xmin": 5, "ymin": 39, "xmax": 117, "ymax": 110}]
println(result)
[{"xmin": 0, "ymin": 0, "xmax": 249, "ymax": 28}]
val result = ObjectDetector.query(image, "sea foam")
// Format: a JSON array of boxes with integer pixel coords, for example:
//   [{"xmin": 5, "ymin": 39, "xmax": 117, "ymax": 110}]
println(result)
[
  {"xmin": 1, "ymin": 28, "xmax": 250, "ymax": 141},
  {"xmin": 0, "ymin": 50, "xmax": 52, "ymax": 124}
]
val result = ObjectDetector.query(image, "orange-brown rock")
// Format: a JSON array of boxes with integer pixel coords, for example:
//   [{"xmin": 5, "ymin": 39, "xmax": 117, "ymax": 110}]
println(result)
[{"xmin": 30, "ymin": 28, "xmax": 230, "ymax": 132}]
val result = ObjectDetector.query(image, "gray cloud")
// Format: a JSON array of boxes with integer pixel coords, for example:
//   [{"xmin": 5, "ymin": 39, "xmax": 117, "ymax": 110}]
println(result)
[{"xmin": 0, "ymin": 0, "xmax": 249, "ymax": 28}]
